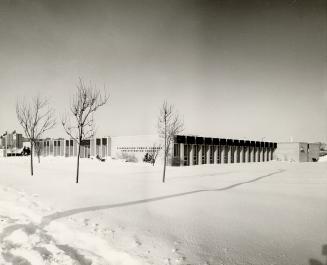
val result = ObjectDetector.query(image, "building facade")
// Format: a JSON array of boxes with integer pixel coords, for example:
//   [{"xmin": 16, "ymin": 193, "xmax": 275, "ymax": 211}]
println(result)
[
  {"xmin": 35, "ymin": 137, "xmax": 111, "ymax": 158},
  {"xmin": 171, "ymin": 135, "xmax": 277, "ymax": 166},
  {"xmin": 275, "ymin": 142, "xmax": 320, "ymax": 162},
  {"xmin": 33, "ymin": 134, "xmax": 278, "ymax": 166},
  {"xmin": 110, "ymin": 135, "xmax": 162, "ymax": 162}
]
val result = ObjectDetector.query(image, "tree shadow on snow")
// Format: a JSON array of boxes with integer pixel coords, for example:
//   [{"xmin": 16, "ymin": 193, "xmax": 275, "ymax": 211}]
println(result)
[
  {"xmin": 40, "ymin": 169, "xmax": 285, "ymax": 227},
  {"xmin": 309, "ymin": 244, "xmax": 327, "ymax": 265}
]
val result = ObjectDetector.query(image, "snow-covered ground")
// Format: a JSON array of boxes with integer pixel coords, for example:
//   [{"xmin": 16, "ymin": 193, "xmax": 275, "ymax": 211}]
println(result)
[{"xmin": 0, "ymin": 157, "xmax": 327, "ymax": 265}]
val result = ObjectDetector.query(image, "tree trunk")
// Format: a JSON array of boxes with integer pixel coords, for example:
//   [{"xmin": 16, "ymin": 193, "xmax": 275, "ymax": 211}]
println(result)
[
  {"xmin": 76, "ymin": 142, "xmax": 81, "ymax": 183},
  {"xmin": 30, "ymin": 141, "xmax": 34, "ymax": 176},
  {"xmin": 162, "ymin": 119, "xmax": 167, "ymax": 183},
  {"xmin": 163, "ymin": 152, "xmax": 166, "ymax": 182}
]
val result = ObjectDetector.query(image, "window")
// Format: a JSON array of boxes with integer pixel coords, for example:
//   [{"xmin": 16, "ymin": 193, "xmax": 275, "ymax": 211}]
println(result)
[
  {"xmin": 184, "ymin": 145, "xmax": 189, "ymax": 166},
  {"xmin": 210, "ymin": 146, "xmax": 214, "ymax": 164},
  {"xmin": 193, "ymin": 145, "xmax": 197, "ymax": 165},
  {"xmin": 173, "ymin": 143, "xmax": 180, "ymax": 157},
  {"xmin": 202, "ymin": 146, "xmax": 205, "ymax": 164}
]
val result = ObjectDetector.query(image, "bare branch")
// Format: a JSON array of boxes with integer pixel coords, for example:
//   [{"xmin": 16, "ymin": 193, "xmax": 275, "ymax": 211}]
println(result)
[
  {"xmin": 16, "ymin": 95, "xmax": 57, "ymax": 175},
  {"xmin": 61, "ymin": 78, "xmax": 109, "ymax": 183},
  {"xmin": 157, "ymin": 100, "xmax": 184, "ymax": 182}
]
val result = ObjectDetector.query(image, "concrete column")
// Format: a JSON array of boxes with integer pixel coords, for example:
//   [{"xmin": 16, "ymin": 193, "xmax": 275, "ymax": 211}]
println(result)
[
  {"xmin": 100, "ymin": 139, "xmax": 103, "ymax": 158},
  {"xmin": 262, "ymin": 148, "xmax": 266, "ymax": 162},
  {"xmin": 69, "ymin": 141, "xmax": 72, "ymax": 157},
  {"xmin": 240, "ymin": 146, "xmax": 244, "ymax": 163},
  {"xmin": 179, "ymin": 143, "xmax": 184, "ymax": 166},
  {"xmin": 107, "ymin": 137, "xmax": 111, "ymax": 157},
  {"xmin": 198, "ymin": 145, "xmax": 202, "ymax": 165},
  {"xmin": 234, "ymin": 146, "xmax": 238, "ymax": 163},
  {"xmin": 233, "ymin": 147, "xmax": 238, "ymax": 163},
  {"xmin": 267, "ymin": 148, "xmax": 271, "ymax": 161},
  {"xmin": 256, "ymin": 147, "xmax": 260, "ymax": 162},
  {"xmin": 50, "ymin": 140, "xmax": 53, "ymax": 156},
  {"xmin": 244, "ymin": 146, "xmax": 249, "ymax": 163},
  {"xmin": 59, "ymin": 140, "xmax": 62, "ymax": 156},
  {"xmin": 221, "ymin": 146, "xmax": 225, "ymax": 164},
  {"xmin": 247, "ymin": 147, "xmax": 251, "ymax": 162},
  {"xmin": 189, "ymin": 145, "xmax": 194, "ymax": 166},
  {"xmin": 266, "ymin": 148, "xmax": 269, "ymax": 161},
  {"xmin": 206, "ymin": 146, "xmax": 210, "ymax": 164},
  {"xmin": 227, "ymin": 146, "xmax": 232, "ymax": 164},
  {"xmin": 260, "ymin": 148, "xmax": 264, "ymax": 162},
  {"xmin": 213, "ymin": 146, "xmax": 218, "ymax": 164}
]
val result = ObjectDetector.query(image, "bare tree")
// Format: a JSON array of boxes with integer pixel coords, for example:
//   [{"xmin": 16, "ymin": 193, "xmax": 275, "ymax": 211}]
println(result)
[
  {"xmin": 16, "ymin": 96, "xmax": 56, "ymax": 176},
  {"xmin": 62, "ymin": 78, "xmax": 109, "ymax": 183},
  {"xmin": 158, "ymin": 101, "xmax": 183, "ymax": 183}
]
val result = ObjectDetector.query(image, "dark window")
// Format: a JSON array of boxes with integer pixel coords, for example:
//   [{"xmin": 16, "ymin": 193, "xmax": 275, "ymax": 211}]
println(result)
[
  {"xmin": 193, "ymin": 145, "xmax": 197, "ymax": 165},
  {"xmin": 66, "ymin": 140, "xmax": 69, "ymax": 146},
  {"xmin": 210, "ymin": 146, "xmax": 214, "ymax": 164},
  {"xmin": 173, "ymin": 144, "xmax": 180, "ymax": 157},
  {"xmin": 96, "ymin": 139, "xmax": 101, "ymax": 145},
  {"xmin": 237, "ymin": 146, "xmax": 240, "ymax": 162},
  {"xmin": 202, "ymin": 146, "xmax": 205, "ymax": 164},
  {"xmin": 70, "ymin": 140, "xmax": 73, "ymax": 146},
  {"xmin": 184, "ymin": 145, "xmax": 189, "ymax": 166}
]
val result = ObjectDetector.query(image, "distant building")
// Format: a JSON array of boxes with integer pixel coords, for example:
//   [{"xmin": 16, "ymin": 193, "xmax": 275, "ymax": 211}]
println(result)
[
  {"xmin": 0, "ymin": 131, "xmax": 24, "ymax": 156},
  {"xmin": 275, "ymin": 142, "xmax": 320, "ymax": 162}
]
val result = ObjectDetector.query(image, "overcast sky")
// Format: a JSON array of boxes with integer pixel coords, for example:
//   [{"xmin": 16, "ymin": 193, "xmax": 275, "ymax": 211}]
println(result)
[{"xmin": 0, "ymin": 0, "xmax": 326, "ymax": 142}]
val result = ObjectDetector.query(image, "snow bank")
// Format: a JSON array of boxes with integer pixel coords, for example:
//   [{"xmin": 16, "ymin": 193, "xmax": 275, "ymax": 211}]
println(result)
[{"xmin": 0, "ymin": 157, "xmax": 327, "ymax": 265}]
